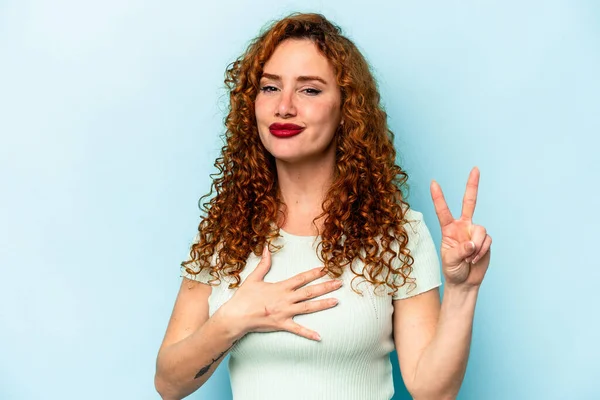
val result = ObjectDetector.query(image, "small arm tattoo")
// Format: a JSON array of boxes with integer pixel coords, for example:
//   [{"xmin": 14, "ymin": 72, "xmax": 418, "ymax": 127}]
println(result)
[{"xmin": 194, "ymin": 340, "xmax": 239, "ymax": 379}]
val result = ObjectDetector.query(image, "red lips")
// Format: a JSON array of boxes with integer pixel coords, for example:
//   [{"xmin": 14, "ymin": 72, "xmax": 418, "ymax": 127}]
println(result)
[{"xmin": 269, "ymin": 123, "xmax": 305, "ymax": 138}]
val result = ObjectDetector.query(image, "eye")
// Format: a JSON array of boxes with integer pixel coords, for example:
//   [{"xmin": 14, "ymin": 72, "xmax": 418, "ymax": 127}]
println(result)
[
  {"xmin": 259, "ymin": 85, "xmax": 278, "ymax": 93},
  {"xmin": 302, "ymin": 88, "xmax": 322, "ymax": 96}
]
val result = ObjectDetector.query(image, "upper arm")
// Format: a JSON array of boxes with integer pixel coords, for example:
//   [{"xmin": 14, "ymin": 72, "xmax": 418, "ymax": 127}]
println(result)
[
  {"xmin": 392, "ymin": 287, "xmax": 440, "ymax": 392},
  {"xmin": 158, "ymin": 232, "xmax": 217, "ymax": 352},
  {"xmin": 158, "ymin": 278, "xmax": 212, "ymax": 354},
  {"xmin": 391, "ymin": 209, "xmax": 443, "ymax": 391}
]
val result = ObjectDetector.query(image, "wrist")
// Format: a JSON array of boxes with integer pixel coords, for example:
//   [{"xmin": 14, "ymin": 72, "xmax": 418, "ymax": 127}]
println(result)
[
  {"xmin": 213, "ymin": 302, "xmax": 249, "ymax": 342},
  {"xmin": 442, "ymin": 283, "xmax": 480, "ymax": 309},
  {"xmin": 444, "ymin": 281, "xmax": 480, "ymax": 295}
]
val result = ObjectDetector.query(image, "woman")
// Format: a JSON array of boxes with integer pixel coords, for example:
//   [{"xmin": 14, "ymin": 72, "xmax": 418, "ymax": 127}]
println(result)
[{"xmin": 155, "ymin": 12, "xmax": 492, "ymax": 400}]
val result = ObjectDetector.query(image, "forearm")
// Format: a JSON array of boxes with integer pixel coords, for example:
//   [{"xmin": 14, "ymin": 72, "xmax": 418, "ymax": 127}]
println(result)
[
  {"xmin": 155, "ymin": 309, "xmax": 245, "ymax": 400},
  {"xmin": 411, "ymin": 285, "xmax": 479, "ymax": 400}
]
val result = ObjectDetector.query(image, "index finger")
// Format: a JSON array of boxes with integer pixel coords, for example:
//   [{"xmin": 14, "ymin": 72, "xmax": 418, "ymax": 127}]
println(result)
[
  {"xmin": 430, "ymin": 180, "xmax": 454, "ymax": 228},
  {"xmin": 283, "ymin": 267, "xmax": 328, "ymax": 290},
  {"xmin": 461, "ymin": 166, "xmax": 480, "ymax": 221}
]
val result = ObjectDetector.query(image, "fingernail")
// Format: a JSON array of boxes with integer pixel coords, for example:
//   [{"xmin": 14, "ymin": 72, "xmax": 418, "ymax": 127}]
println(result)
[
  {"xmin": 466, "ymin": 241, "xmax": 475, "ymax": 252},
  {"xmin": 315, "ymin": 333, "xmax": 321, "ymax": 341}
]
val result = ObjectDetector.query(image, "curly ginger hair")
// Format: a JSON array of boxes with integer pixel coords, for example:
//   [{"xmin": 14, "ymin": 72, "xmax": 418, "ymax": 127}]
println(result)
[{"xmin": 182, "ymin": 12, "xmax": 417, "ymax": 297}]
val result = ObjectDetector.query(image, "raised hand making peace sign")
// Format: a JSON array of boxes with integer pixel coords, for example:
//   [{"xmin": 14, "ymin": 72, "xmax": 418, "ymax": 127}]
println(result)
[{"xmin": 430, "ymin": 166, "xmax": 492, "ymax": 289}]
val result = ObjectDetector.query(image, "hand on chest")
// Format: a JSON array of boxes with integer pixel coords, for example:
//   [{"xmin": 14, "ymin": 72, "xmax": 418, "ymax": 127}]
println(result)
[{"xmin": 229, "ymin": 243, "xmax": 395, "ymax": 361}]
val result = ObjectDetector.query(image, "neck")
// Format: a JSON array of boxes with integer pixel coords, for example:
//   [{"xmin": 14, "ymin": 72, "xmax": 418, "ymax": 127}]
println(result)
[{"xmin": 275, "ymin": 153, "xmax": 335, "ymax": 235}]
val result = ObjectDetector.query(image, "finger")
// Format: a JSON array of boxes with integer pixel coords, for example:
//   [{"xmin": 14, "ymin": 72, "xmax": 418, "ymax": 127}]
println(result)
[
  {"xmin": 430, "ymin": 180, "xmax": 454, "ymax": 228},
  {"xmin": 292, "ymin": 297, "xmax": 339, "ymax": 316},
  {"xmin": 471, "ymin": 234, "xmax": 492, "ymax": 264},
  {"xmin": 465, "ymin": 225, "xmax": 487, "ymax": 263},
  {"xmin": 461, "ymin": 167, "xmax": 480, "ymax": 222},
  {"xmin": 283, "ymin": 266, "xmax": 328, "ymax": 290},
  {"xmin": 447, "ymin": 240, "xmax": 477, "ymax": 266},
  {"xmin": 290, "ymin": 279, "xmax": 343, "ymax": 303},
  {"xmin": 247, "ymin": 244, "xmax": 272, "ymax": 282},
  {"xmin": 284, "ymin": 320, "xmax": 322, "ymax": 341}
]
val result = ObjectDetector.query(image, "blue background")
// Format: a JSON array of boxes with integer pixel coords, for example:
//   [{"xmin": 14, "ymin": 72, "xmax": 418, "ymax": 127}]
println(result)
[{"xmin": 1, "ymin": 0, "xmax": 598, "ymax": 399}]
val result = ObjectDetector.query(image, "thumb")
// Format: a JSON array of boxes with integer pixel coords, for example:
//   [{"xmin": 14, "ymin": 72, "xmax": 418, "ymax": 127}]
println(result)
[
  {"xmin": 461, "ymin": 241, "xmax": 477, "ymax": 261},
  {"xmin": 446, "ymin": 241, "xmax": 477, "ymax": 266},
  {"xmin": 248, "ymin": 244, "xmax": 272, "ymax": 282}
]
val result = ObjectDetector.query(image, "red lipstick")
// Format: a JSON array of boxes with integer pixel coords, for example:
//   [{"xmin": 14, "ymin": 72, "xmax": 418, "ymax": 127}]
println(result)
[{"xmin": 269, "ymin": 123, "xmax": 305, "ymax": 138}]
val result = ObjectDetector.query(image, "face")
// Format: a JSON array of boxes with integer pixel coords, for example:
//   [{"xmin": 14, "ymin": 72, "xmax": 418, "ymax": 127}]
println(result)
[{"xmin": 255, "ymin": 39, "xmax": 343, "ymax": 165}]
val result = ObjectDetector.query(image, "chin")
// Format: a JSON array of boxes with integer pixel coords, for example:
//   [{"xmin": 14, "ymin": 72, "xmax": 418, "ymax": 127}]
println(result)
[
  {"xmin": 261, "ymin": 137, "xmax": 334, "ymax": 165},
  {"xmin": 262, "ymin": 142, "xmax": 303, "ymax": 162},
  {"xmin": 269, "ymin": 152, "xmax": 306, "ymax": 164}
]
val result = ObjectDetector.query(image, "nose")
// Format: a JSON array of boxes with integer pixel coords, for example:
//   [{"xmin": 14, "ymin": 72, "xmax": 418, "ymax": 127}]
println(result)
[{"xmin": 276, "ymin": 90, "xmax": 297, "ymax": 118}]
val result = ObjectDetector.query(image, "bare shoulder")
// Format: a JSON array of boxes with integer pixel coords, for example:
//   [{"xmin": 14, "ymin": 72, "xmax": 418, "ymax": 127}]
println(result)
[{"xmin": 158, "ymin": 278, "xmax": 213, "ymax": 353}]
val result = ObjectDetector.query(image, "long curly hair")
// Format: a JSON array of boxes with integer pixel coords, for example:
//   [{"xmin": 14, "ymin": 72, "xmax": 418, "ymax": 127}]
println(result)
[{"xmin": 182, "ymin": 12, "xmax": 417, "ymax": 297}]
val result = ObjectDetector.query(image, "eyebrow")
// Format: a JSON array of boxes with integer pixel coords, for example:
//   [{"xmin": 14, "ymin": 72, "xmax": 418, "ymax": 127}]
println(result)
[{"xmin": 260, "ymin": 73, "xmax": 328, "ymax": 85}]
